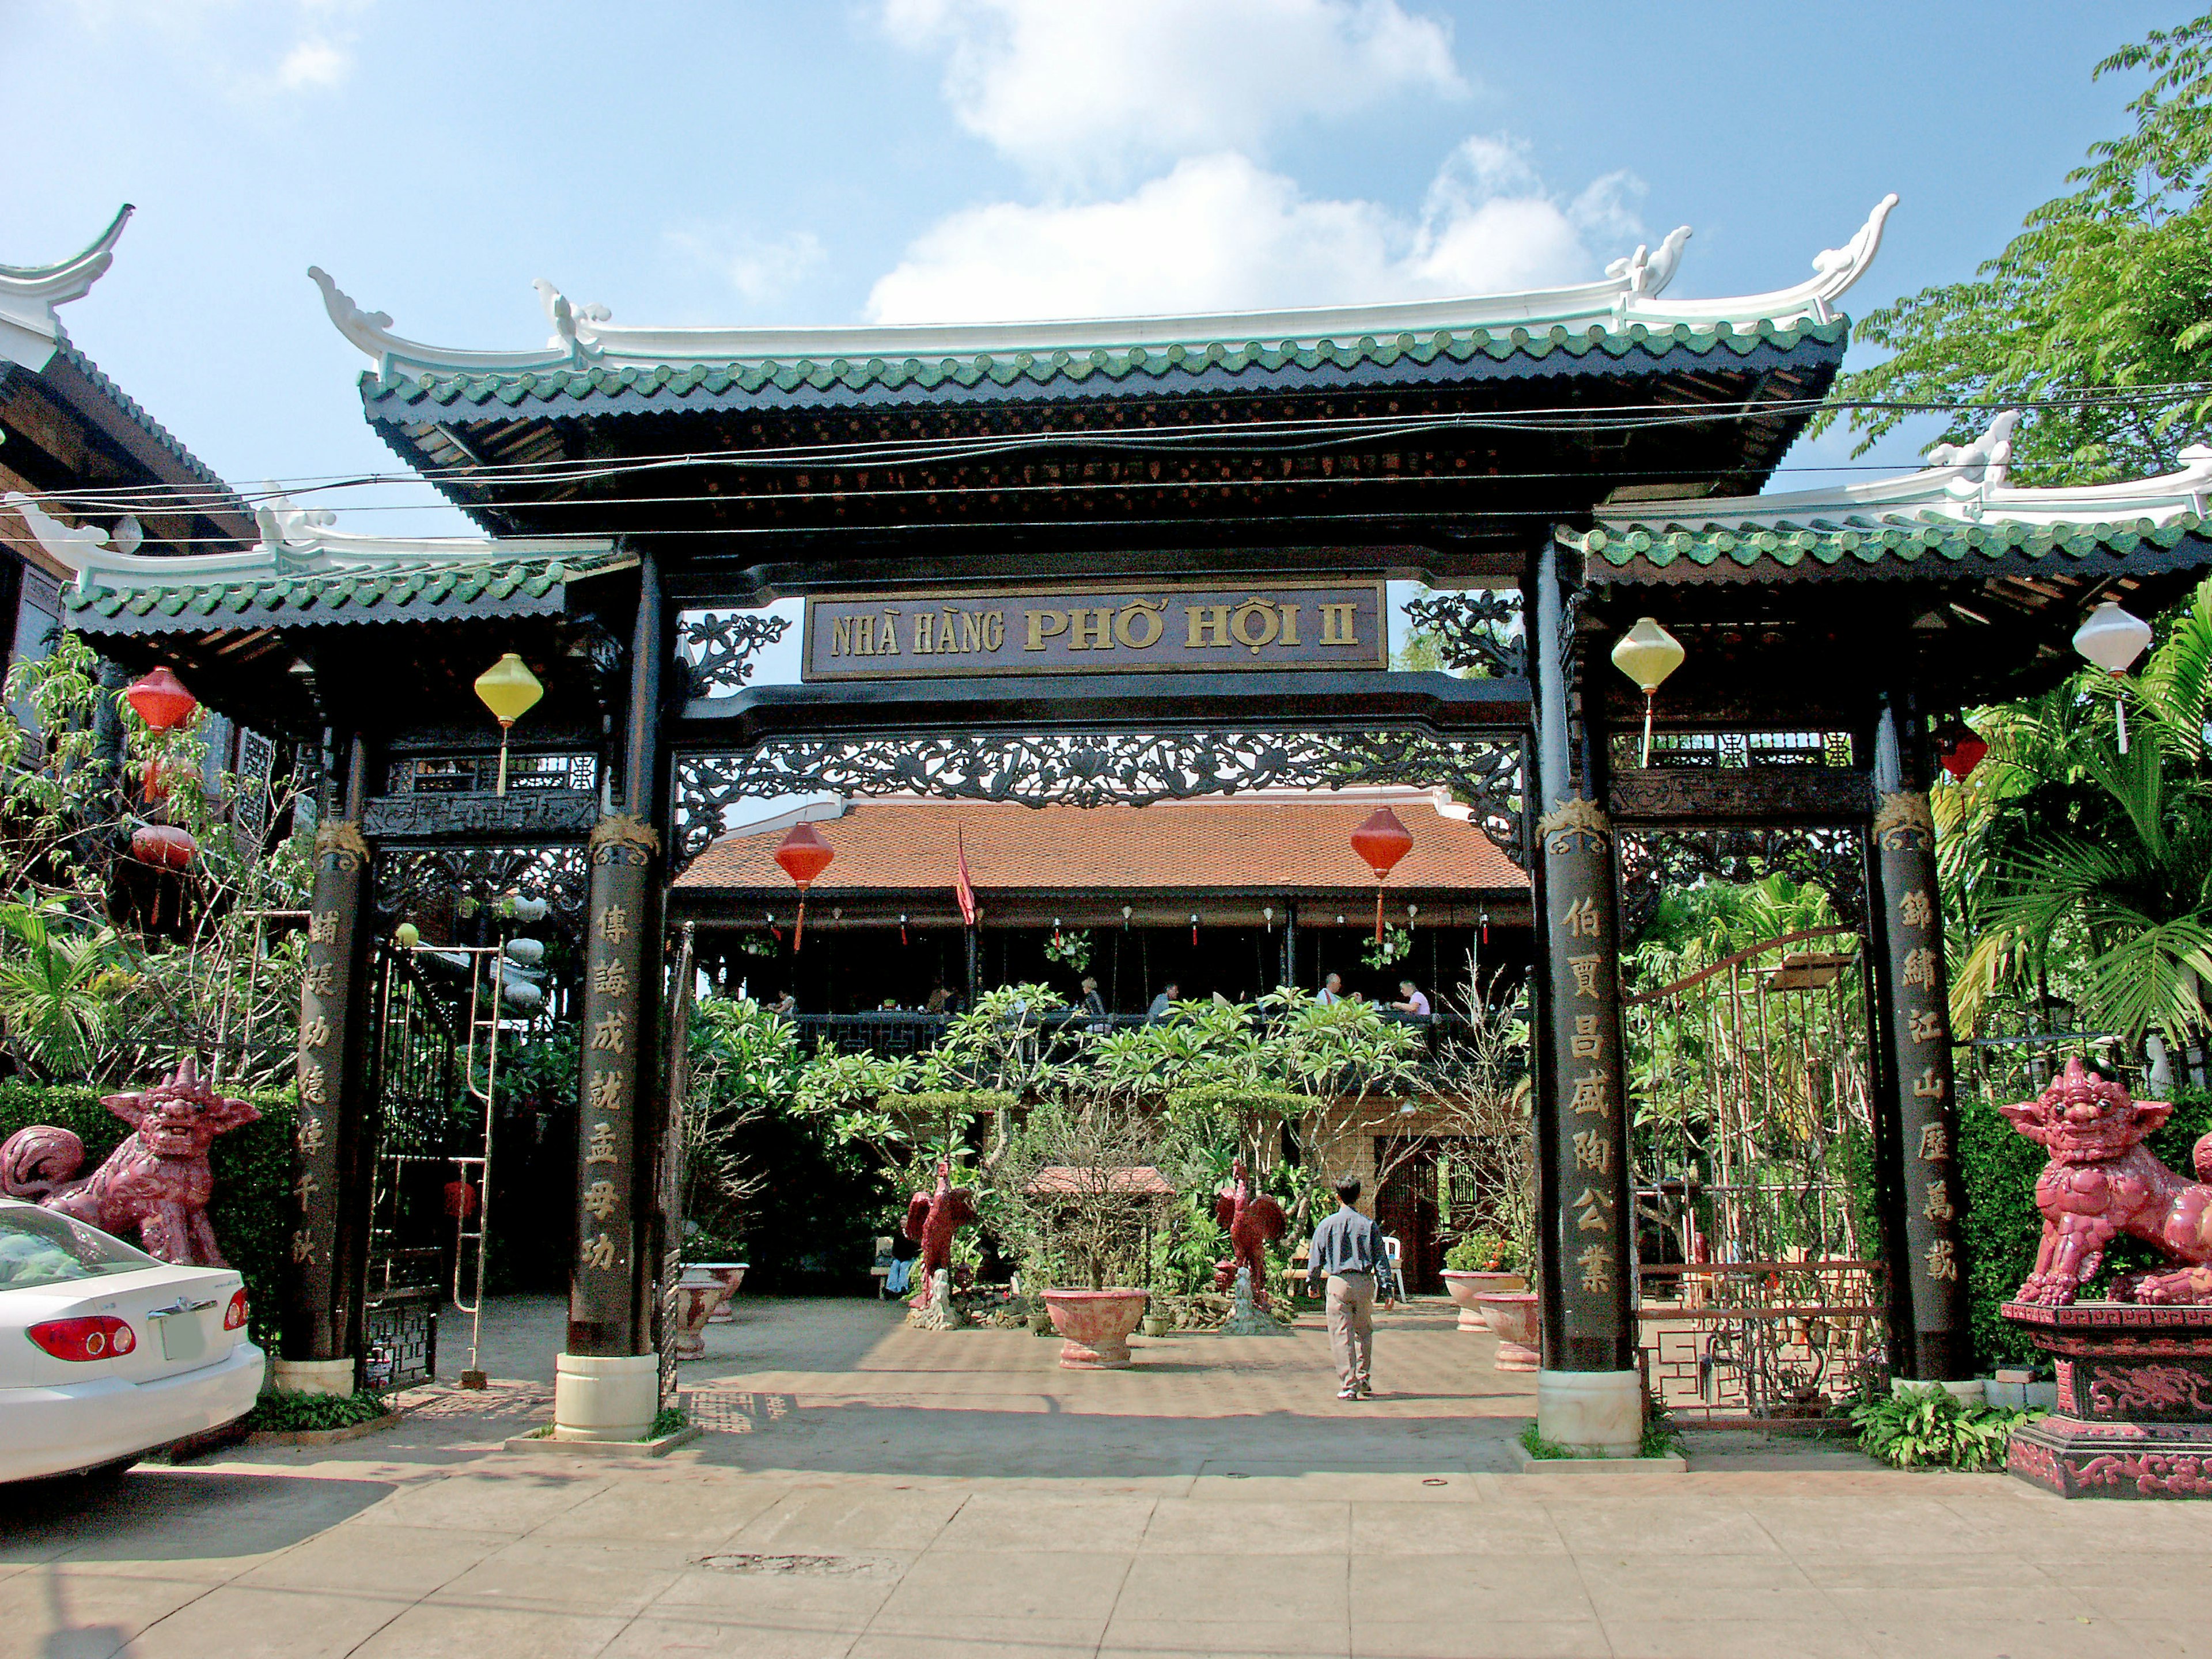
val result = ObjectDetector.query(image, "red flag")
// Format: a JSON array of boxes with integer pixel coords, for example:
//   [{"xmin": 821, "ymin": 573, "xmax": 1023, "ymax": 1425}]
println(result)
[{"xmin": 954, "ymin": 826, "xmax": 978, "ymax": 928}]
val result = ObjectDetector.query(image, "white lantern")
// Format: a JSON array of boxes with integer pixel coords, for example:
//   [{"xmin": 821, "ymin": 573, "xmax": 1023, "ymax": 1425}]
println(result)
[
  {"xmin": 2073, "ymin": 601, "xmax": 2154, "ymax": 752},
  {"xmin": 1610, "ymin": 616, "xmax": 1686, "ymax": 767}
]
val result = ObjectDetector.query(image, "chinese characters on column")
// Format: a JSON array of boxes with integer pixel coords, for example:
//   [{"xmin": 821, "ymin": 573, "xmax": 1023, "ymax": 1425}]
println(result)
[
  {"xmin": 1874, "ymin": 791, "xmax": 1968, "ymax": 1368},
  {"xmin": 1539, "ymin": 798, "xmax": 1631, "ymax": 1344},
  {"xmin": 573, "ymin": 814, "xmax": 658, "ymax": 1310},
  {"xmin": 289, "ymin": 821, "xmax": 368, "ymax": 1359}
]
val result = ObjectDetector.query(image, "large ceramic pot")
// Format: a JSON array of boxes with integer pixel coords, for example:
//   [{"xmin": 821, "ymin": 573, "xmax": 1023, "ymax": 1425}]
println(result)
[
  {"xmin": 1441, "ymin": 1269, "xmax": 1526, "ymax": 1332},
  {"xmin": 1475, "ymin": 1290, "xmax": 1540, "ymax": 1372},
  {"xmin": 672, "ymin": 1273, "xmax": 735, "ymax": 1359},
  {"xmin": 694, "ymin": 1262, "xmax": 748, "ymax": 1323},
  {"xmin": 1042, "ymin": 1288, "xmax": 1150, "ymax": 1369}
]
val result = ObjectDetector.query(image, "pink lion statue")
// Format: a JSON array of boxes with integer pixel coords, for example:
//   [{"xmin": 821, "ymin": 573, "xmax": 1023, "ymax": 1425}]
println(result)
[
  {"xmin": 2000, "ymin": 1056, "xmax": 2212, "ymax": 1306},
  {"xmin": 0, "ymin": 1057, "xmax": 260, "ymax": 1267}
]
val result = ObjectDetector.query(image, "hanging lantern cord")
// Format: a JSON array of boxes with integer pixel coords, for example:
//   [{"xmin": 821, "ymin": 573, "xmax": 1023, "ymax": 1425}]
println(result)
[
  {"xmin": 1374, "ymin": 886, "xmax": 1385, "ymax": 945},
  {"xmin": 1642, "ymin": 690, "xmax": 1656, "ymax": 770},
  {"xmin": 794, "ymin": 885, "xmax": 810, "ymax": 951},
  {"xmin": 495, "ymin": 718, "xmax": 514, "ymax": 795},
  {"xmin": 2116, "ymin": 680, "xmax": 2130, "ymax": 756}
]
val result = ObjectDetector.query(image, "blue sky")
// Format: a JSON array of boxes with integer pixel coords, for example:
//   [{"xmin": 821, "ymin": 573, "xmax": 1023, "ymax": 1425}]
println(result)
[{"xmin": 4, "ymin": 0, "xmax": 2195, "ymax": 555}]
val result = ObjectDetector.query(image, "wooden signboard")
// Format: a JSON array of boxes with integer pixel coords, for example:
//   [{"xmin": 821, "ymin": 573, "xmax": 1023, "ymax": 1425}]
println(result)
[{"xmin": 802, "ymin": 582, "xmax": 1387, "ymax": 681}]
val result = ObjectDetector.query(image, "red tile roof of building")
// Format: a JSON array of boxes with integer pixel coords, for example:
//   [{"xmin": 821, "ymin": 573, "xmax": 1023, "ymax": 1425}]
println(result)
[{"xmin": 675, "ymin": 793, "xmax": 1522, "ymax": 895}]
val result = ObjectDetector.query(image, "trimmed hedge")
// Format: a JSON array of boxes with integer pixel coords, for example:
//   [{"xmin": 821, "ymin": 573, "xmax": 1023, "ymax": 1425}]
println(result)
[
  {"xmin": 1959, "ymin": 1085, "xmax": 2212, "ymax": 1370},
  {"xmin": 0, "ymin": 1080, "xmax": 296, "ymax": 1349}
]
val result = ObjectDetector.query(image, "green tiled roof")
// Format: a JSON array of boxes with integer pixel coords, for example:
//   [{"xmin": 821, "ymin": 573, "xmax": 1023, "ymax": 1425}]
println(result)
[
  {"xmin": 1564, "ymin": 510, "xmax": 2212, "ymax": 581},
  {"xmin": 64, "ymin": 547, "xmax": 635, "ymax": 637},
  {"xmin": 361, "ymin": 316, "xmax": 1851, "ymax": 414}
]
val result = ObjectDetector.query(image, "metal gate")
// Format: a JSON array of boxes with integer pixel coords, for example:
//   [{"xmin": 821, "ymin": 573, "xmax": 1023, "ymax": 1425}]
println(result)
[
  {"xmin": 1623, "ymin": 925, "xmax": 1888, "ymax": 1421},
  {"xmin": 361, "ymin": 946, "xmax": 462, "ymax": 1391}
]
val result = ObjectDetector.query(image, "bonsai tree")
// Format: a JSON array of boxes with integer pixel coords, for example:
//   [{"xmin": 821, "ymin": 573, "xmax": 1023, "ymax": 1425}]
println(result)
[{"xmin": 999, "ymin": 1100, "xmax": 1164, "ymax": 1291}]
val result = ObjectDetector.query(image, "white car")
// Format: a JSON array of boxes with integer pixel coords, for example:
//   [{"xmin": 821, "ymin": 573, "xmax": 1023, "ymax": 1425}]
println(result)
[{"xmin": 1, "ymin": 1198, "xmax": 264, "ymax": 1482}]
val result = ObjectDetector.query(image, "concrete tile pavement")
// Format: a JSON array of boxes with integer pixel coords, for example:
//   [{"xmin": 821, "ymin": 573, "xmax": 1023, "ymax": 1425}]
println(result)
[{"xmin": 4, "ymin": 1296, "xmax": 2211, "ymax": 1658}]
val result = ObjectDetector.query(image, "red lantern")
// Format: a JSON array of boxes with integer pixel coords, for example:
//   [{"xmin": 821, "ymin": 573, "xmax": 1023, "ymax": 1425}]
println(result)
[
  {"xmin": 1349, "ymin": 807, "xmax": 1414, "ymax": 944},
  {"xmin": 130, "ymin": 823, "xmax": 196, "ymax": 872},
  {"xmin": 1938, "ymin": 721, "xmax": 1988, "ymax": 781},
  {"xmin": 773, "ymin": 822, "xmax": 835, "ymax": 950},
  {"xmin": 443, "ymin": 1179, "xmax": 480, "ymax": 1222},
  {"xmin": 125, "ymin": 667, "xmax": 197, "ymax": 732}
]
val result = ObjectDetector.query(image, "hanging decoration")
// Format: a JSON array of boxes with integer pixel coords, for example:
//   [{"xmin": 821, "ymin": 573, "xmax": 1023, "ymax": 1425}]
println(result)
[
  {"xmin": 2073, "ymin": 601, "xmax": 2154, "ymax": 754},
  {"xmin": 1043, "ymin": 926, "xmax": 1092, "ymax": 971},
  {"xmin": 125, "ymin": 666, "xmax": 197, "ymax": 732},
  {"xmin": 130, "ymin": 823, "xmax": 196, "ymax": 872},
  {"xmin": 1263, "ymin": 905, "xmax": 1275, "ymax": 931},
  {"xmin": 472, "ymin": 652, "xmax": 544, "ymax": 795},
  {"xmin": 1362, "ymin": 925, "xmax": 1413, "ymax": 971},
  {"xmin": 1349, "ymin": 806, "xmax": 1414, "ymax": 945},
  {"xmin": 900, "ymin": 912, "xmax": 910, "ymax": 948},
  {"xmin": 1935, "ymin": 717, "xmax": 1988, "ymax": 781},
  {"xmin": 773, "ymin": 823, "xmax": 835, "ymax": 949},
  {"xmin": 1610, "ymin": 616, "xmax": 1686, "ymax": 768}
]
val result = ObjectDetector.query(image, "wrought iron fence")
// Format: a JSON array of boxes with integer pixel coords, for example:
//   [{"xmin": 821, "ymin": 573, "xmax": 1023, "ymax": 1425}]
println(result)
[{"xmin": 1636, "ymin": 1260, "xmax": 1888, "ymax": 1424}]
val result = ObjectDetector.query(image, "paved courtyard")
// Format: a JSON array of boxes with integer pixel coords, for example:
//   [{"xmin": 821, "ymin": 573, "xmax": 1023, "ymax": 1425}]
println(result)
[{"xmin": 4, "ymin": 1295, "xmax": 2209, "ymax": 1658}]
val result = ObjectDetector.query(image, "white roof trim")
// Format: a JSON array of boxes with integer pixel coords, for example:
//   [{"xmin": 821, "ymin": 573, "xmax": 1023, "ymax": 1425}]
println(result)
[
  {"xmin": 312, "ymin": 196, "xmax": 1896, "ymax": 380},
  {"xmin": 1597, "ymin": 411, "xmax": 2212, "ymax": 531},
  {"xmin": 0, "ymin": 206, "xmax": 133, "ymax": 373},
  {"xmin": 10, "ymin": 488, "xmax": 621, "ymax": 594}
]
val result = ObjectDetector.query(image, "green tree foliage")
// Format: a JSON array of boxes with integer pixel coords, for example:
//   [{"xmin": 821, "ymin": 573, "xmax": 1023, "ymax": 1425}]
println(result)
[
  {"xmin": 1823, "ymin": 12, "xmax": 2212, "ymax": 482},
  {"xmin": 1942, "ymin": 578, "xmax": 2212, "ymax": 1052}
]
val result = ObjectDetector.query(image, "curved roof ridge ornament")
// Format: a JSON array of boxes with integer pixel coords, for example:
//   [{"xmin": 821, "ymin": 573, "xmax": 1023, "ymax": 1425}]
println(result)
[
  {"xmin": 54, "ymin": 486, "xmax": 624, "ymax": 596},
  {"xmin": 1623, "ymin": 195, "xmax": 1895, "ymax": 328},
  {"xmin": 1, "ymin": 204, "xmax": 135, "ymax": 372},
  {"xmin": 1589, "ymin": 404, "xmax": 2212, "ymax": 536},
  {"xmin": 307, "ymin": 196, "xmax": 1900, "ymax": 378}
]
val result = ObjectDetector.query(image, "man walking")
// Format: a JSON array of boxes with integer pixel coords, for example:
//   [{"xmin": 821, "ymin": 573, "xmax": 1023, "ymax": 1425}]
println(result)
[{"xmin": 1306, "ymin": 1176, "xmax": 1387, "ymax": 1400}]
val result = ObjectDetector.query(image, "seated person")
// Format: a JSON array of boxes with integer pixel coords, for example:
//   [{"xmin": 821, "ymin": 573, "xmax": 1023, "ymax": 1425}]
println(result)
[
  {"xmin": 1145, "ymin": 981, "xmax": 1180, "ymax": 1021},
  {"xmin": 1390, "ymin": 980, "xmax": 1431, "ymax": 1017}
]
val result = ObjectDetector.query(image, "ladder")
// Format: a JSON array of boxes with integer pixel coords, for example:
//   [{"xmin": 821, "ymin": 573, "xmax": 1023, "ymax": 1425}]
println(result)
[{"xmin": 441, "ymin": 935, "xmax": 513, "ymax": 1390}]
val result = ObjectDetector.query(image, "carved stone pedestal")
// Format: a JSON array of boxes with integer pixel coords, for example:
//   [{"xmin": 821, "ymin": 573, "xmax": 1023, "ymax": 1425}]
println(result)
[{"xmin": 2002, "ymin": 1302, "xmax": 2212, "ymax": 1499}]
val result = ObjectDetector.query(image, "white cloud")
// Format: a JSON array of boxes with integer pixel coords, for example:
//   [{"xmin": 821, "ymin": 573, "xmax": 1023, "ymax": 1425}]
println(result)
[
  {"xmin": 880, "ymin": 0, "xmax": 1463, "ymax": 176},
  {"xmin": 274, "ymin": 36, "xmax": 351, "ymax": 89},
  {"xmin": 865, "ymin": 139, "xmax": 1646, "ymax": 325},
  {"xmin": 665, "ymin": 226, "xmax": 828, "ymax": 305}
]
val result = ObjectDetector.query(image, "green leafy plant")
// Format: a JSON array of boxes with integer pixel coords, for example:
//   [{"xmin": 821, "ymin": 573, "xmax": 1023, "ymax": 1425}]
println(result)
[
  {"xmin": 646, "ymin": 1404, "xmax": 689, "ymax": 1440},
  {"xmin": 1445, "ymin": 1230, "xmax": 1518, "ymax": 1273},
  {"xmin": 1041, "ymin": 929, "xmax": 1092, "ymax": 972},
  {"xmin": 1851, "ymin": 1385, "xmax": 2036, "ymax": 1471},
  {"xmin": 243, "ymin": 1391, "xmax": 392, "ymax": 1433},
  {"xmin": 1360, "ymin": 925, "xmax": 1413, "ymax": 971},
  {"xmin": 1518, "ymin": 1424, "xmax": 1570, "ymax": 1460},
  {"xmin": 1640, "ymin": 1407, "xmax": 1685, "ymax": 1460}
]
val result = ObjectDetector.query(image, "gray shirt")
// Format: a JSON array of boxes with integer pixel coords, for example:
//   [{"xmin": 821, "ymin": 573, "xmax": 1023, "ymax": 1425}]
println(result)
[{"xmin": 1306, "ymin": 1205, "xmax": 1384, "ymax": 1287}]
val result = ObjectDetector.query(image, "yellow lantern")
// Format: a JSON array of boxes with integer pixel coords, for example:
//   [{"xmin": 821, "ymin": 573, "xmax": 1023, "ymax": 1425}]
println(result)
[
  {"xmin": 473, "ymin": 652, "xmax": 544, "ymax": 795},
  {"xmin": 1610, "ymin": 616, "xmax": 1685, "ymax": 768}
]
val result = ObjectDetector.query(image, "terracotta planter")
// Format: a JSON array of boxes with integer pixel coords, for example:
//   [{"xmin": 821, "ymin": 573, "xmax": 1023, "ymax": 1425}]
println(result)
[
  {"xmin": 1475, "ymin": 1290, "xmax": 1540, "ymax": 1372},
  {"xmin": 693, "ymin": 1262, "xmax": 747, "ymax": 1322},
  {"xmin": 1042, "ymin": 1288, "xmax": 1150, "ymax": 1369},
  {"xmin": 1441, "ymin": 1269, "xmax": 1526, "ymax": 1332}
]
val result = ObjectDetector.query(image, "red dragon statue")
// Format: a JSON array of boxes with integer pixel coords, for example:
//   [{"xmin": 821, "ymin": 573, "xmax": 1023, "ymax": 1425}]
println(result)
[
  {"xmin": 903, "ymin": 1158, "xmax": 977, "ymax": 1304},
  {"xmin": 2001, "ymin": 1056, "xmax": 2212, "ymax": 1306},
  {"xmin": 1214, "ymin": 1157, "xmax": 1287, "ymax": 1302},
  {"xmin": 0, "ymin": 1057, "xmax": 259, "ymax": 1267}
]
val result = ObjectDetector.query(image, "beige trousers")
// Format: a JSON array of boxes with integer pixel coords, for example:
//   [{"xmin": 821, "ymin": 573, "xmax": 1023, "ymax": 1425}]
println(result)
[{"xmin": 1325, "ymin": 1272, "xmax": 1376, "ymax": 1393}]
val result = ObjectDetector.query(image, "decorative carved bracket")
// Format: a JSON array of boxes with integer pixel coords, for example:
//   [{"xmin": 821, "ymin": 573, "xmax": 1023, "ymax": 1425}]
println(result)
[{"xmin": 676, "ymin": 609, "xmax": 790, "ymax": 699}]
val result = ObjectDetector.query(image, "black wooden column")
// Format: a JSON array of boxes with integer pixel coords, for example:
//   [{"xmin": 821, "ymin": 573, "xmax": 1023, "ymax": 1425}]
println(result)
[
  {"xmin": 1527, "ymin": 541, "xmax": 1639, "ymax": 1449},
  {"xmin": 280, "ymin": 737, "xmax": 375, "ymax": 1391},
  {"xmin": 1534, "ymin": 799, "xmax": 1635, "ymax": 1372},
  {"xmin": 1866, "ymin": 704, "xmax": 1971, "ymax": 1379},
  {"xmin": 568, "ymin": 553, "xmax": 666, "ymax": 1361}
]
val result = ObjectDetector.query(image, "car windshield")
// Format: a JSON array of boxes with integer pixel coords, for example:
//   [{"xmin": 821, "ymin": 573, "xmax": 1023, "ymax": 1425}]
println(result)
[{"xmin": 0, "ymin": 1207, "xmax": 157, "ymax": 1292}]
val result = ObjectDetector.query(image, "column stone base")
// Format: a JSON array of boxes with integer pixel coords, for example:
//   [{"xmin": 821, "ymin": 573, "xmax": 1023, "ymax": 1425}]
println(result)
[
  {"xmin": 272, "ymin": 1357, "xmax": 355, "ymax": 1398},
  {"xmin": 553, "ymin": 1352, "xmax": 660, "ymax": 1442},
  {"xmin": 1537, "ymin": 1369, "xmax": 1642, "ymax": 1457}
]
